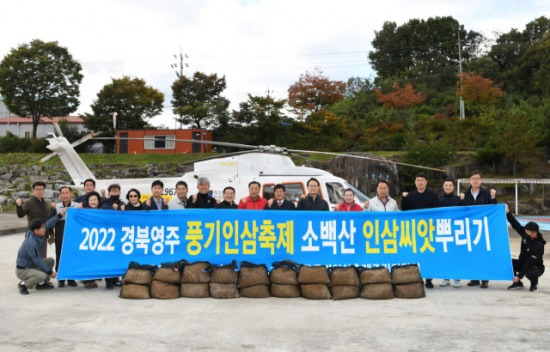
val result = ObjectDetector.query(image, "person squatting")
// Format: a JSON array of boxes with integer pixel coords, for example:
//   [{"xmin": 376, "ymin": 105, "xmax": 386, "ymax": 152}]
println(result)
[{"xmin": 15, "ymin": 171, "xmax": 545, "ymax": 294}]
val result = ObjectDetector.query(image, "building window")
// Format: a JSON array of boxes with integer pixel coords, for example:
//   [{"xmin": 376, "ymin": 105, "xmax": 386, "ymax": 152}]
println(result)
[
  {"xmin": 24, "ymin": 131, "xmax": 31, "ymax": 139},
  {"xmin": 145, "ymin": 135, "xmax": 175, "ymax": 150}
]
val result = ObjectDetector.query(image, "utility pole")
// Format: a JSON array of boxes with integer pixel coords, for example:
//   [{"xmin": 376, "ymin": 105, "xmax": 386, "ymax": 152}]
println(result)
[
  {"xmin": 457, "ymin": 28, "xmax": 465, "ymax": 119},
  {"xmin": 171, "ymin": 47, "xmax": 189, "ymax": 129}
]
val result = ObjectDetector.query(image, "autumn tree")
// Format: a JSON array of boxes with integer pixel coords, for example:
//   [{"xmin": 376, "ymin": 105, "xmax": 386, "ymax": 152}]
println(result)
[
  {"xmin": 288, "ymin": 69, "xmax": 346, "ymax": 118},
  {"xmin": 85, "ymin": 76, "xmax": 164, "ymax": 135},
  {"xmin": 375, "ymin": 82, "xmax": 426, "ymax": 109},
  {"xmin": 171, "ymin": 72, "xmax": 230, "ymax": 129},
  {"xmin": 0, "ymin": 39, "xmax": 82, "ymax": 138},
  {"xmin": 458, "ymin": 72, "xmax": 505, "ymax": 112}
]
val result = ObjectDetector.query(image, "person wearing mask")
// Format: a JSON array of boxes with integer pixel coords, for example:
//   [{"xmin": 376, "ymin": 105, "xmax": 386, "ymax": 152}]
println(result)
[
  {"xmin": 336, "ymin": 188, "xmax": 364, "ymax": 211},
  {"xmin": 101, "ymin": 184, "xmax": 126, "ymax": 211},
  {"xmin": 16, "ymin": 208, "xmax": 67, "ymax": 295},
  {"xmin": 363, "ymin": 180, "xmax": 399, "ymax": 212},
  {"xmin": 143, "ymin": 180, "xmax": 169, "ymax": 210},
  {"xmin": 401, "ymin": 173, "xmax": 439, "ymax": 289},
  {"xmin": 125, "ymin": 189, "xmax": 143, "ymax": 210},
  {"xmin": 187, "ymin": 177, "xmax": 217, "ymax": 209},
  {"xmin": 438, "ymin": 179, "xmax": 462, "ymax": 288},
  {"xmin": 51, "ymin": 186, "xmax": 79, "ymax": 288},
  {"xmin": 297, "ymin": 178, "xmax": 329, "ymax": 211},
  {"xmin": 216, "ymin": 187, "xmax": 238, "ymax": 209},
  {"xmin": 505, "ymin": 204, "xmax": 545, "ymax": 292},
  {"xmin": 238, "ymin": 181, "xmax": 267, "ymax": 210},
  {"xmin": 460, "ymin": 170, "xmax": 497, "ymax": 289},
  {"xmin": 265, "ymin": 184, "xmax": 296, "ymax": 210},
  {"xmin": 168, "ymin": 181, "xmax": 188, "ymax": 209},
  {"xmin": 16, "ymin": 181, "xmax": 54, "ymax": 258}
]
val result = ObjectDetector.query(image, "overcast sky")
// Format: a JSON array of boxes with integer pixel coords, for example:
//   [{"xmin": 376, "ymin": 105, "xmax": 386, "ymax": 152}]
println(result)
[{"xmin": 1, "ymin": 0, "xmax": 548, "ymax": 127}]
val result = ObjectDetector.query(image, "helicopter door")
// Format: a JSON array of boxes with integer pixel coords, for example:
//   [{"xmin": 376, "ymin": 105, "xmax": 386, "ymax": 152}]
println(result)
[
  {"xmin": 263, "ymin": 182, "xmax": 306, "ymax": 203},
  {"xmin": 325, "ymin": 182, "xmax": 345, "ymax": 205}
]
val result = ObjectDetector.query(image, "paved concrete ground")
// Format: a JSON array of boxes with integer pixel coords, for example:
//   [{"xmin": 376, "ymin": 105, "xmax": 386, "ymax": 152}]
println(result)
[
  {"xmin": 0, "ymin": 212, "xmax": 27, "ymax": 235},
  {"xmin": 1, "ymin": 228, "xmax": 549, "ymax": 352}
]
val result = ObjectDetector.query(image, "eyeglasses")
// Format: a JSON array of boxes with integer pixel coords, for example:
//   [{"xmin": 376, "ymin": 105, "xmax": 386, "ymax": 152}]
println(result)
[{"xmin": 129, "ymin": 194, "xmax": 139, "ymax": 198}]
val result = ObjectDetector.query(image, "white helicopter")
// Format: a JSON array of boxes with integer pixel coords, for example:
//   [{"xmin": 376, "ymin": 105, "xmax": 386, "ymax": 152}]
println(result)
[{"xmin": 42, "ymin": 124, "xmax": 444, "ymax": 210}]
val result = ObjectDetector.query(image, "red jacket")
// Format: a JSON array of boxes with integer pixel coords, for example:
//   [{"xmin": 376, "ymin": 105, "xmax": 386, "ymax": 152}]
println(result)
[
  {"xmin": 336, "ymin": 202, "xmax": 363, "ymax": 212},
  {"xmin": 238, "ymin": 196, "xmax": 267, "ymax": 210}
]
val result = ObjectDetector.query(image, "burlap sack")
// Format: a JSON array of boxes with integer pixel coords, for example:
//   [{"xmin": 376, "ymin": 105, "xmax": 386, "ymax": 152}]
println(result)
[
  {"xmin": 123, "ymin": 268, "xmax": 152, "ymax": 285},
  {"xmin": 330, "ymin": 285, "xmax": 360, "ymax": 300},
  {"xmin": 360, "ymin": 283, "xmax": 394, "ymax": 300},
  {"xmin": 298, "ymin": 266, "xmax": 330, "ymax": 284},
  {"xmin": 211, "ymin": 267, "xmax": 238, "ymax": 284},
  {"xmin": 391, "ymin": 264, "xmax": 422, "ymax": 285},
  {"xmin": 120, "ymin": 283, "xmax": 150, "ymax": 299},
  {"xmin": 270, "ymin": 284, "xmax": 301, "ymax": 298},
  {"xmin": 300, "ymin": 284, "xmax": 331, "ymax": 300},
  {"xmin": 394, "ymin": 282, "xmax": 425, "ymax": 299},
  {"xmin": 359, "ymin": 267, "xmax": 392, "ymax": 285},
  {"xmin": 153, "ymin": 267, "xmax": 181, "ymax": 284},
  {"xmin": 182, "ymin": 262, "xmax": 210, "ymax": 283},
  {"xmin": 209, "ymin": 282, "xmax": 240, "ymax": 299},
  {"xmin": 150, "ymin": 280, "xmax": 180, "ymax": 299},
  {"xmin": 240, "ymin": 284, "xmax": 270, "ymax": 298},
  {"xmin": 239, "ymin": 266, "xmax": 270, "ymax": 288},
  {"xmin": 270, "ymin": 267, "xmax": 298, "ymax": 285},
  {"xmin": 180, "ymin": 283, "xmax": 209, "ymax": 298},
  {"xmin": 329, "ymin": 267, "xmax": 360, "ymax": 286}
]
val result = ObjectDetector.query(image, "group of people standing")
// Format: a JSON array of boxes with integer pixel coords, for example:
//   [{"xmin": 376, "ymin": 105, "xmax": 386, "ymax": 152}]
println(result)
[{"xmin": 15, "ymin": 170, "xmax": 545, "ymax": 295}]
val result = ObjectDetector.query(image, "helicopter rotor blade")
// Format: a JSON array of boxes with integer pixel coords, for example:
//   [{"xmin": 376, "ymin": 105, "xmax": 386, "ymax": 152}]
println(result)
[
  {"xmin": 286, "ymin": 148, "xmax": 446, "ymax": 173},
  {"xmin": 40, "ymin": 130, "xmax": 99, "ymax": 163},
  {"xmin": 91, "ymin": 137, "xmax": 259, "ymax": 150}
]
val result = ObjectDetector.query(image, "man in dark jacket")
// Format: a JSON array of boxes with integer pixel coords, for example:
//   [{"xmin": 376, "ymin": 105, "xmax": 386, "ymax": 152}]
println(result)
[
  {"xmin": 266, "ymin": 184, "xmax": 296, "ymax": 210},
  {"xmin": 401, "ymin": 173, "xmax": 439, "ymax": 288},
  {"xmin": 51, "ymin": 186, "xmax": 79, "ymax": 288},
  {"xmin": 16, "ymin": 181, "xmax": 54, "ymax": 258},
  {"xmin": 297, "ymin": 178, "xmax": 329, "ymax": 211},
  {"xmin": 505, "ymin": 204, "xmax": 546, "ymax": 292},
  {"xmin": 101, "ymin": 183, "xmax": 126, "ymax": 210},
  {"xmin": 75, "ymin": 178, "xmax": 102, "ymax": 207},
  {"xmin": 16, "ymin": 209, "xmax": 66, "ymax": 294},
  {"xmin": 143, "ymin": 180, "xmax": 169, "ymax": 210},
  {"xmin": 460, "ymin": 170, "xmax": 497, "ymax": 288},
  {"xmin": 187, "ymin": 177, "xmax": 216, "ymax": 209},
  {"xmin": 216, "ymin": 186, "xmax": 238, "ymax": 209}
]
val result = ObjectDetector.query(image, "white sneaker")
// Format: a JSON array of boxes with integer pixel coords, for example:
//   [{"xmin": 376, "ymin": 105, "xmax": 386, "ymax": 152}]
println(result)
[
  {"xmin": 439, "ymin": 279, "xmax": 450, "ymax": 287},
  {"xmin": 452, "ymin": 280, "xmax": 461, "ymax": 288}
]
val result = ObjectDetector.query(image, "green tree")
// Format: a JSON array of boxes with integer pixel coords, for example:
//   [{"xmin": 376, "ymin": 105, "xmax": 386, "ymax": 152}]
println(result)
[
  {"xmin": 0, "ymin": 39, "xmax": 83, "ymax": 138},
  {"xmin": 85, "ymin": 76, "xmax": 164, "ymax": 135},
  {"xmin": 171, "ymin": 72, "xmax": 230, "ymax": 129},
  {"xmin": 491, "ymin": 109, "xmax": 538, "ymax": 176},
  {"xmin": 232, "ymin": 94, "xmax": 287, "ymax": 145},
  {"xmin": 369, "ymin": 17, "xmax": 483, "ymax": 88}
]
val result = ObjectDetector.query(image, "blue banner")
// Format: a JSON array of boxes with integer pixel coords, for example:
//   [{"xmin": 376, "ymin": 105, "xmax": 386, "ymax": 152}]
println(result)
[{"xmin": 59, "ymin": 205, "xmax": 513, "ymax": 280}]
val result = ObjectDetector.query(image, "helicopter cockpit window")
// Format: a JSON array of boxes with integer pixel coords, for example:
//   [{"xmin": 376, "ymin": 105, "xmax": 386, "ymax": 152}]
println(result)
[
  {"xmin": 263, "ymin": 183, "xmax": 305, "ymax": 203},
  {"xmin": 325, "ymin": 182, "xmax": 345, "ymax": 204}
]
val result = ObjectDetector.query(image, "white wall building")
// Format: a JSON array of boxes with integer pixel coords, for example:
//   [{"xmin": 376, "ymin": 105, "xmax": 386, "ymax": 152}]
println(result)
[{"xmin": 0, "ymin": 116, "xmax": 87, "ymax": 138}]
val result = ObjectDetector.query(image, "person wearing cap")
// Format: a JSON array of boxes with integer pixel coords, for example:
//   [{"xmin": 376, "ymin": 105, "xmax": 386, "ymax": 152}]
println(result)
[
  {"xmin": 187, "ymin": 177, "xmax": 216, "ymax": 208},
  {"xmin": 505, "ymin": 204, "xmax": 546, "ymax": 292},
  {"xmin": 16, "ymin": 208, "xmax": 67, "ymax": 295}
]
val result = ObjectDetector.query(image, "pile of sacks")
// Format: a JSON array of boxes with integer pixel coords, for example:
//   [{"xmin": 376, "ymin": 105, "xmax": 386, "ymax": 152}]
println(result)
[{"xmin": 119, "ymin": 260, "xmax": 425, "ymax": 300}]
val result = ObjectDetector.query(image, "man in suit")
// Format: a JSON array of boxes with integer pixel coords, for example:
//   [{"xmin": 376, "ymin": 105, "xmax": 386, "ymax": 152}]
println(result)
[
  {"xmin": 143, "ymin": 180, "xmax": 169, "ymax": 210},
  {"xmin": 265, "ymin": 184, "xmax": 295, "ymax": 210}
]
